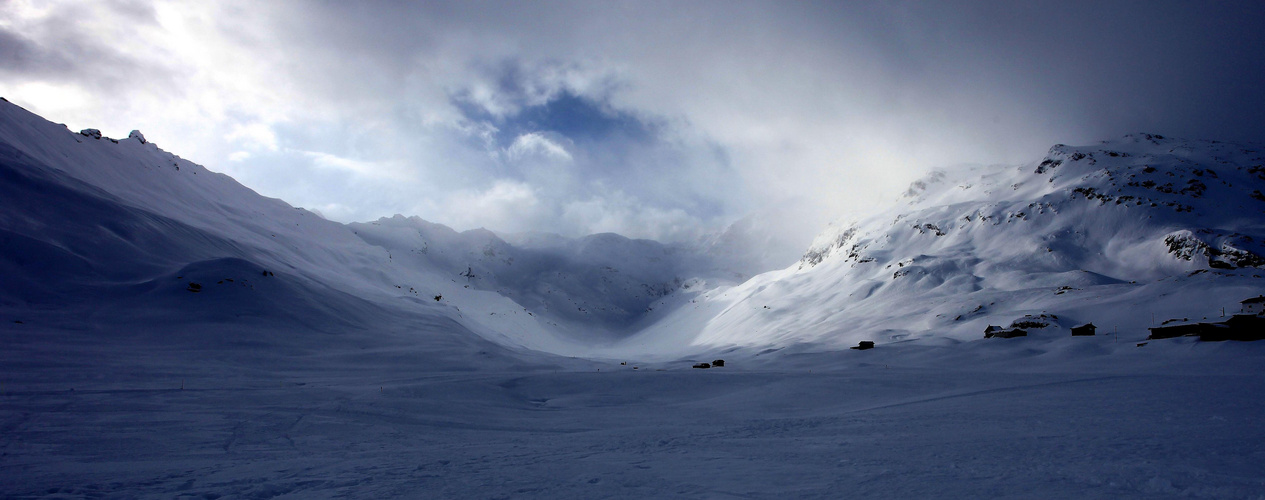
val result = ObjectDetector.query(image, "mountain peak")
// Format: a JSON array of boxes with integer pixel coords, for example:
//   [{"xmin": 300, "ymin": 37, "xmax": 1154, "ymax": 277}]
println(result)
[{"xmin": 675, "ymin": 136, "xmax": 1265, "ymax": 349}]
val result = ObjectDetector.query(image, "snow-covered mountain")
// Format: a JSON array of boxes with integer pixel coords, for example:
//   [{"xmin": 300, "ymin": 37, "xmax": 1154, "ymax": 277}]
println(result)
[
  {"xmin": 0, "ymin": 98, "xmax": 554, "ymax": 365},
  {"xmin": 4, "ymin": 94, "xmax": 1265, "ymax": 361},
  {"xmin": 0, "ymin": 98, "xmax": 739, "ymax": 358},
  {"xmin": 635, "ymin": 133, "xmax": 1265, "ymax": 351}
]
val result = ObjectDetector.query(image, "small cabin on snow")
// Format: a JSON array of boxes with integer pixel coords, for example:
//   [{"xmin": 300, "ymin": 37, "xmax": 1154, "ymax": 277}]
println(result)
[
  {"xmin": 1241, "ymin": 296, "xmax": 1265, "ymax": 315},
  {"xmin": 1071, "ymin": 323, "xmax": 1096, "ymax": 336}
]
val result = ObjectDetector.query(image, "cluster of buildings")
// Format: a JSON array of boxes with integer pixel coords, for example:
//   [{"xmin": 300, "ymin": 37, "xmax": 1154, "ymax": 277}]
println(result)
[
  {"xmin": 1146, "ymin": 296, "xmax": 1265, "ymax": 342},
  {"xmin": 983, "ymin": 322, "xmax": 1096, "ymax": 339},
  {"xmin": 980, "ymin": 296, "xmax": 1265, "ymax": 342}
]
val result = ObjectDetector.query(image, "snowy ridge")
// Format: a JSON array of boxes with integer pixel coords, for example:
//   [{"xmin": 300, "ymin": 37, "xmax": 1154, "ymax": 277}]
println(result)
[
  {"xmin": 0, "ymin": 98, "xmax": 558, "ymax": 360},
  {"xmin": 635, "ymin": 134, "xmax": 1265, "ymax": 350},
  {"xmin": 4, "ymin": 94, "xmax": 1264, "ymax": 357},
  {"xmin": 0, "ymin": 99, "xmax": 737, "ymax": 356}
]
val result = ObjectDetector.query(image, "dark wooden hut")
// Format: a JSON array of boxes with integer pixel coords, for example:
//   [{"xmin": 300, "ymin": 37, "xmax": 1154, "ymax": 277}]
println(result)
[
  {"xmin": 984, "ymin": 326, "xmax": 1027, "ymax": 339},
  {"xmin": 1147, "ymin": 322, "xmax": 1209, "ymax": 340}
]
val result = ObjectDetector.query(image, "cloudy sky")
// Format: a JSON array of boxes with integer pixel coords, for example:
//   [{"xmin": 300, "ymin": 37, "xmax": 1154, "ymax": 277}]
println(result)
[{"xmin": 3, "ymin": 1, "xmax": 1264, "ymax": 262}]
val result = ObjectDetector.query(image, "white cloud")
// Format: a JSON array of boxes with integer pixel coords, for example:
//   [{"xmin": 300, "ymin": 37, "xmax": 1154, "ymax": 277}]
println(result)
[
  {"xmin": 443, "ymin": 180, "xmax": 547, "ymax": 232},
  {"xmin": 506, "ymin": 132, "xmax": 572, "ymax": 162},
  {"xmin": 561, "ymin": 190, "xmax": 705, "ymax": 243}
]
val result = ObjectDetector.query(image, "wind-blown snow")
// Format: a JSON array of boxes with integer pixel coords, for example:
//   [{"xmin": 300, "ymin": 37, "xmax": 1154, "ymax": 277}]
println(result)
[{"xmin": 2, "ymin": 99, "xmax": 1263, "ymax": 498}]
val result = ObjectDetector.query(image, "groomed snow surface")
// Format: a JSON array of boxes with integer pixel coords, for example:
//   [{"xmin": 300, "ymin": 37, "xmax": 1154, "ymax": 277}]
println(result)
[{"xmin": 2, "ymin": 99, "xmax": 1264, "ymax": 498}]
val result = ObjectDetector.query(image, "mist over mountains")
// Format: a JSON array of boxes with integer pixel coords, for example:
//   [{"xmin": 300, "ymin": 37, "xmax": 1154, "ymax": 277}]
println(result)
[{"xmin": 3, "ymin": 98, "xmax": 1264, "ymax": 356}]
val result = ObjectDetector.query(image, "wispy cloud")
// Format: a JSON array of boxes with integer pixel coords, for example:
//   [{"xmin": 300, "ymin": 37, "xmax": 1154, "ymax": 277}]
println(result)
[{"xmin": 297, "ymin": 150, "xmax": 406, "ymax": 180}]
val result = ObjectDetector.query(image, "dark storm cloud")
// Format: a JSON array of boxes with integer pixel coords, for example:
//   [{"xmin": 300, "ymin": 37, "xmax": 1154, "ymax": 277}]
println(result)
[
  {"xmin": 0, "ymin": 23, "xmax": 144, "ymax": 88},
  {"xmin": 825, "ymin": 1, "xmax": 1265, "ymax": 142},
  {"xmin": 0, "ymin": 1, "xmax": 163, "ymax": 87},
  {"xmin": 0, "ymin": 28, "xmax": 56, "ymax": 73}
]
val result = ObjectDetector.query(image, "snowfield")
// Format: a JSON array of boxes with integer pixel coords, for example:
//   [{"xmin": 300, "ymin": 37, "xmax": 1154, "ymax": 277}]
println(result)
[
  {"xmin": 1, "ymin": 99, "xmax": 1264, "ymax": 498},
  {"xmin": 5, "ymin": 323, "xmax": 1265, "ymax": 499}
]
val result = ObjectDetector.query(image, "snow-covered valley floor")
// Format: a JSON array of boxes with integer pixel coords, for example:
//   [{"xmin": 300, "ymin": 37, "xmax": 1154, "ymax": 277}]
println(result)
[{"xmin": 4, "ymin": 322, "xmax": 1263, "ymax": 499}]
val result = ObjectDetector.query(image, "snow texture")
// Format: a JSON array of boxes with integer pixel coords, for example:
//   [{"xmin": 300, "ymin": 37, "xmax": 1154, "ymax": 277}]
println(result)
[
  {"xmin": 1, "ymin": 100, "xmax": 1264, "ymax": 498},
  {"xmin": 638, "ymin": 134, "xmax": 1265, "ymax": 352}
]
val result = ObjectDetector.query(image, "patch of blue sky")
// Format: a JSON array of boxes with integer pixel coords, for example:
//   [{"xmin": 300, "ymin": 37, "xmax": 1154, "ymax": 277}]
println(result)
[{"xmin": 454, "ymin": 89, "xmax": 655, "ymax": 148}]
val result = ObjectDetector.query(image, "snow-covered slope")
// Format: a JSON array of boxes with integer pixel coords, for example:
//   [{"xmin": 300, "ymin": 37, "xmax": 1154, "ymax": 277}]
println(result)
[
  {"xmin": 0, "ymin": 98, "xmax": 736, "ymax": 357},
  {"xmin": 0, "ymin": 98, "xmax": 569, "ymax": 368},
  {"xmin": 635, "ymin": 134, "xmax": 1265, "ymax": 351},
  {"xmin": 5, "ymin": 93, "xmax": 1264, "ymax": 361}
]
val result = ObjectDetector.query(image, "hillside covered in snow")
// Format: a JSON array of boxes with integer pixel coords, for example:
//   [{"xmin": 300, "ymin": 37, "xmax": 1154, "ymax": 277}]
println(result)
[
  {"xmin": 631, "ymin": 133, "xmax": 1265, "ymax": 351},
  {"xmin": 10, "ymin": 92, "xmax": 1262, "ymax": 358},
  {"xmin": 3, "ymin": 98, "xmax": 1265, "ymax": 498},
  {"xmin": 0, "ymin": 98, "xmax": 754, "ymax": 357}
]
